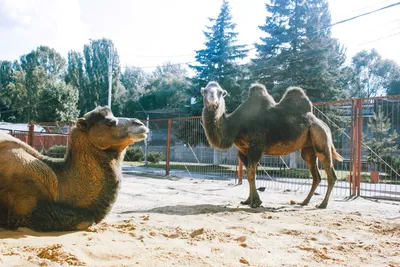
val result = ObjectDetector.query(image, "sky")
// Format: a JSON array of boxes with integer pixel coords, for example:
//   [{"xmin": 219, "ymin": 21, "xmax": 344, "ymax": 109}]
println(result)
[{"xmin": 0, "ymin": 0, "xmax": 399, "ymax": 71}]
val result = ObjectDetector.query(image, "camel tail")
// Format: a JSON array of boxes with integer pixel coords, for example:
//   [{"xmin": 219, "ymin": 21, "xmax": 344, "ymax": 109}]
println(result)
[{"xmin": 331, "ymin": 145, "xmax": 343, "ymax": 162}]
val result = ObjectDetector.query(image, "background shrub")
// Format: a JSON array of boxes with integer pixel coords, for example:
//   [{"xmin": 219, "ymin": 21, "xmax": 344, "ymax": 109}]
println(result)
[
  {"xmin": 44, "ymin": 145, "xmax": 67, "ymax": 158},
  {"xmin": 124, "ymin": 147, "xmax": 144, "ymax": 161},
  {"xmin": 147, "ymin": 152, "xmax": 164, "ymax": 163}
]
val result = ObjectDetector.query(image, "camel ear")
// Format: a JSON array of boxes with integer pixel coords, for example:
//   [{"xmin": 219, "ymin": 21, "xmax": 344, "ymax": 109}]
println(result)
[
  {"xmin": 76, "ymin": 118, "xmax": 88, "ymax": 131},
  {"xmin": 201, "ymin": 87, "xmax": 206, "ymax": 96},
  {"xmin": 222, "ymin": 90, "xmax": 228, "ymax": 97}
]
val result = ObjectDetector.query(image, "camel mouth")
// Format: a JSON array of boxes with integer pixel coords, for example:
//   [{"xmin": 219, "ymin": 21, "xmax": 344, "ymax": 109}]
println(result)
[
  {"xmin": 127, "ymin": 133, "xmax": 147, "ymax": 142},
  {"xmin": 125, "ymin": 126, "xmax": 149, "ymax": 141}
]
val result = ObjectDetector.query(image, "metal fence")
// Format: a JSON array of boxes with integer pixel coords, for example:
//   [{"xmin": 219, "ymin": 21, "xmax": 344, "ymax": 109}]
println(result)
[
  {"xmin": 127, "ymin": 95, "xmax": 400, "ymax": 201},
  {"xmin": 0, "ymin": 123, "xmax": 71, "ymax": 157},
  {"xmin": 3, "ymin": 95, "xmax": 399, "ymax": 201}
]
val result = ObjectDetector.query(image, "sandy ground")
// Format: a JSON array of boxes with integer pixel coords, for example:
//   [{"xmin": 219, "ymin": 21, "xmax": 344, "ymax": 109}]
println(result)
[{"xmin": 1, "ymin": 175, "xmax": 399, "ymax": 267}]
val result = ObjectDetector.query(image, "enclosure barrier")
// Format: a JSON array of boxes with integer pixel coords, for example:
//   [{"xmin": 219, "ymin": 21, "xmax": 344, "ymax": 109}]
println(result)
[{"xmin": 4, "ymin": 95, "xmax": 399, "ymax": 201}]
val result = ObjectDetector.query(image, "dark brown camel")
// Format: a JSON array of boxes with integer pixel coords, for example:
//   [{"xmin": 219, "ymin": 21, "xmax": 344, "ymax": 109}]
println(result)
[{"xmin": 201, "ymin": 82, "xmax": 343, "ymax": 209}]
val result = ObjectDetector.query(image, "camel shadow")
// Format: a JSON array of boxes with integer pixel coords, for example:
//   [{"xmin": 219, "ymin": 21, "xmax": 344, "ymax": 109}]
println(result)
[
  {"xmin": 118, "ymin": 203, "xmax": 318, "ymax": 216},
  {"xmin": 0, "ymin": 227, "xmax": 82, "ymax": 239}
]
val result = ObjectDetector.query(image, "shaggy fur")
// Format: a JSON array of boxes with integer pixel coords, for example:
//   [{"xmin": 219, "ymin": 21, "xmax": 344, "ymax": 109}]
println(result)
[
  {"xmin": 201, "ymin": 82, "xmax": 343, "ymax": 209},
  {"xmin": 0, "ymin": 106, "xmax": 148, "ymax": 231}
]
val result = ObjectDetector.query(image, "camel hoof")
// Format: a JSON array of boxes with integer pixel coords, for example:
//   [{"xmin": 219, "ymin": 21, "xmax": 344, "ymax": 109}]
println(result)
[
  {"xmin": 240, "ymin": 200, "xmax": 250, "ymax": 205},
  {"xmin": 298, "ymin": 201, "xmax": 309, "ymax": 206},
  {"xmin": 316, "ymin": 203, "xmax": 327, "ymax": 209},
  {"xmin": 250, "ymin": 200, "xmax": 262, "ymax": 208}
]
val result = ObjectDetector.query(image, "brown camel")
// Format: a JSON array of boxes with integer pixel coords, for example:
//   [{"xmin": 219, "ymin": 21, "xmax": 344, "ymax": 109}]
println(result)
[
  {"xmin": 0, "ymin": 106, "xmax": 148, "ymax": 231},
  {"xmin": 201, "ymin": 81, "xmax": 343, "ymax": 209}
]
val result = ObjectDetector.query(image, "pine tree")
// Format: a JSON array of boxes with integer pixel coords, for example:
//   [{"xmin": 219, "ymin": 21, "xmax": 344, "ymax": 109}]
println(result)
[
  {"xmin": 364, "ymin": 106, "xmax": 399, "ymax": 169},
  {"xmin": 252, "ymin": 0, "xmax": 349, "ymax": 102},
  {"xmin": 190, "ymin": 0, "xmax": 248, "ymax": 112}
]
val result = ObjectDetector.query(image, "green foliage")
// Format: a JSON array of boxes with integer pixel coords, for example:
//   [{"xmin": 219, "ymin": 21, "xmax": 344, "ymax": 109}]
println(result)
[
  {"xmin": 65, "ymin": 39, "xmax": 122, "ymax": 115},
  {"xmin": 20, "ymin": 46, "xmax": 67, "ymax": 79},
  {"xmin": 37, "ymin": 82, "xmax": 80, "ymax": 122},
  {"xmin": 0, "ymin": 46, "xmax": 79, "ymax": 123},
  {"xmin": 44, "ymin": 145, "xmax": 67, "ymax": 158},
  {"xmin": 66, "ymin": 51, "xmax": 86, "ymax": 113},
  {"xmin": 350, "ymin": 50, "xmax": 400, "ymax": 98},
  {"xmin": 147, "ymin": 152, "xmax": 164, "ymax": 163},
  {"xmin": 386, "ymin": 80, "xmax": 400, "ymax": 96},
  {"xmin": 252, "ymin": 0, "xmax": 349, "ymax": 102},
  {"xmin": 0, "ymin": 65, "xmax": 27, "ymax": 122},
  {"xmin": 189, "ymin": 0, "xmax": 248, "ymax": 112},
  {"xmin": 124, "ymin": 147, "xmax": 144, "ymax": 162},
  {"xmin": 173, "ymin": 119, "xmax": 209, "ymax": 147},
  {"xmin": 138, "ymin": 75, "xmax": 190, "ymax": 111}
]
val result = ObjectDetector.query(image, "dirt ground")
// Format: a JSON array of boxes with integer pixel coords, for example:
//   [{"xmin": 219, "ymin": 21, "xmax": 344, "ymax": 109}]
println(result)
[{"xmin": 1, "ymin": 174, "xmax": 399, "ymax": 267}]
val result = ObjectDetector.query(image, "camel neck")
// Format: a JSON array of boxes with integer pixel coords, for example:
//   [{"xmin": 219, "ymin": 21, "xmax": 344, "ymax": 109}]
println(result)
[
  {"xmin": 59, "ymin": 130, "xmax": 121, "ymax": 223},
  {"xmin": 202, "ymin": 101, "xmax": 235, "ymax": 149}
]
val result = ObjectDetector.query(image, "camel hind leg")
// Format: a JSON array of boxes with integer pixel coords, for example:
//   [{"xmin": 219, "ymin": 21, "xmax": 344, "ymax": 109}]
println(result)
[
  {"xmin": 27, "ymin": 202, "xmax": 94, "ymax": 232},
  {"xmin": 299, "ymin": 146, "xmax": 321, "ymax": 206},
  {"xmin": 310, "ymin": 123, "xmax": 337, "ymax": 209}
]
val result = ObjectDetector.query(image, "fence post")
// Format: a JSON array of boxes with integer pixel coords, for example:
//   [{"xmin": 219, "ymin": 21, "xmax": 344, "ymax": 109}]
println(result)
[
  {"xmin": 27, "ymin": 123, "xmax": 35, "ymax": 147},
  {"xmin": 356, "ymin": 99, "xmax": 363, "ymax": 196},
  {"xmin": 144, "ymin": 115, "xmax": 149, "ymax": 165},
  {"xmin": 349, "ymin": 99, "xmax": 363, "ymax": 196},
  {"xmin": 165, "ymin": 119, "xmax": 172, "ymax": 176}
]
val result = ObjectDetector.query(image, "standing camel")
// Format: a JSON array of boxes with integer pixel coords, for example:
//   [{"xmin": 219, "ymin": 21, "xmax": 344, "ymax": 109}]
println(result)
[{"xmin": 201, "ymin": 82, "xmax": 343, "ymax": 208}]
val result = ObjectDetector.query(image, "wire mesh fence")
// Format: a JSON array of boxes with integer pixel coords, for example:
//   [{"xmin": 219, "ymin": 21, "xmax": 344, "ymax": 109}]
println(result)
[
  {"xmin": 254, "ymin": 100, "xmax": 354, "ymax": 197},
  {"xmin": 359, "ymin": 97, "xmax": 400, "ymax": 200},
  {"xmin": 3, "ymin": 95, "xmax": 400, "ymax": 201},
  {"xmin": 0, "ymin": 123, "xmax": 71, "ymax": 157}
]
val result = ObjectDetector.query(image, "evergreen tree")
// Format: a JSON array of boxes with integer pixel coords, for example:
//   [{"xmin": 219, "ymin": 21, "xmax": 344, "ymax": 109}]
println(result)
[
  {"xmin": 252, "ymin": 0, "xmax": 348, "ymax": 102},
  {"xmin": 190, "ymin": 0, "xmax": 248, "ymax": 112},
  {"xmin": 364, "ymin": 106, "xmax": 399, "ymax": 169}
]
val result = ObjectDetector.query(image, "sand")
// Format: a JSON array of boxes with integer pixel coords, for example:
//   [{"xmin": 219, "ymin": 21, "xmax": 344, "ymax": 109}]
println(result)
[{"xmin": 1, "ymin": 174, "xmax": 399, "ymax": 267}]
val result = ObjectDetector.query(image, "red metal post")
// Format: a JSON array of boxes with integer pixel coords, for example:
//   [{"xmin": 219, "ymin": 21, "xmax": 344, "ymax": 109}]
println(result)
[
  {"xmin": 356, "ymin": 99, "xmax": 363, "ymax": 196},
  {"xmin": 27, "ymin": 123, "xmax": 35, "ymax": 147},
  {"xmin": 349, "ymin": 100, "xmax": 356, "ymax": 195},
  {"xmin": 349, "ymin": 99, "xmax": 363, "ymax": 196},
  {"xmin": 165, "ymin": 119, "xmax": 172, "ymax": 176}
]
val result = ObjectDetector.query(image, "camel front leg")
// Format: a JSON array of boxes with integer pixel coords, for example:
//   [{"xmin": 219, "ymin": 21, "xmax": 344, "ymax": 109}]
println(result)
[
  {"xmin": 28, "ymin": 202, "xmax": 95, "ymax": 232},
  {"xmin": 240, "ymin": 163, "xmax": 262, "ymax": 208}
]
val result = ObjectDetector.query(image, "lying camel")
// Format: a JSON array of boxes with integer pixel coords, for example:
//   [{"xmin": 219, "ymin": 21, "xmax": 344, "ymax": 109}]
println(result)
[
  {"xmin": 0, "ymin": 106, "xmax": 148, "ymax": 231},
  {"xmin": 201, "ymin": 82, "xmax": 343, "ymax": 209}
]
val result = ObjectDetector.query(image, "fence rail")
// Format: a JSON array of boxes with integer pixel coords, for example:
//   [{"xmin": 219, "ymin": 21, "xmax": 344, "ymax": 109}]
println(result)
[{"xmin": 3, "ymin": 95, "xmax": 400, "ymax": 201}]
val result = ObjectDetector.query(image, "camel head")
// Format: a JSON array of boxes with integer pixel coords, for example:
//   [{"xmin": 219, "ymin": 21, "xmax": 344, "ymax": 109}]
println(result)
[
  {"xmin": 76, "ymin": 106, "xmax": 149, "ymax": 151},
  {"xmin": 201, "ymin": 81, "xmax": 227, "ymax": 108}
]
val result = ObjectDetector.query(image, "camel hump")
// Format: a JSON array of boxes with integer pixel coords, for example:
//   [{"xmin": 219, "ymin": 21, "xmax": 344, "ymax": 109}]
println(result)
[
  {"xmin": 248, "ymin": 83, "xmax": 276, "ymax": 104},
  {"xmin": 0, "ymin": 131, "xmax": 45, "ymax": 160},
  {"xmin": 248, "ymin": 83, "xmax": 267, "ymax": 97},
  {"xmin": 279, "ymin": 86, "xmax": 312, "ymax": 112}
]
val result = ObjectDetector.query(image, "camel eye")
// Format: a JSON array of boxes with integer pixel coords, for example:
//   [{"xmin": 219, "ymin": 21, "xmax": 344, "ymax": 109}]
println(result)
[{"xmin": 104, "ymin": 118, "xmax": 117, "ymax": 127}]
